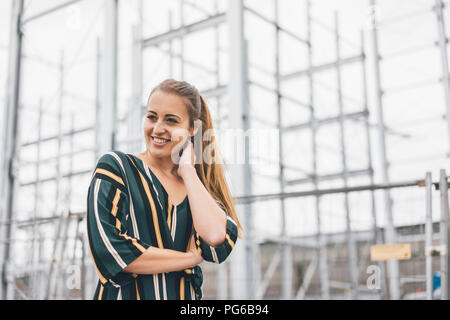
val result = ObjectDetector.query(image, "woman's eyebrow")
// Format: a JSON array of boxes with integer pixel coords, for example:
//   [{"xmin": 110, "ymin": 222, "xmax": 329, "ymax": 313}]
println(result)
[
  {"xmin": 165, "ymin": 113, "xmax": 181, "ymax": 119},
  {"xmin": 146, "ymin": 110, "xmax": 180, "ymax": 118}
]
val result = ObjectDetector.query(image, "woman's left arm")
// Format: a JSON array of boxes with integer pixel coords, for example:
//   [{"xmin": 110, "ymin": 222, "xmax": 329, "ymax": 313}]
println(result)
[
  {"xmin": 177, "ymin": 140, "xmax": 227, "ymax": 247},
  {"xmin": 180, "ymin": 167, "xmax": 227, "ymax": 247}
]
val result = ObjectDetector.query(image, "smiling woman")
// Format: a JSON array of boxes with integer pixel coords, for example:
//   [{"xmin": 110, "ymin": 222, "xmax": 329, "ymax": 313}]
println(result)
[{"xmin": 86, "ymin": 79, "xmax": 243, "ymax": 300}]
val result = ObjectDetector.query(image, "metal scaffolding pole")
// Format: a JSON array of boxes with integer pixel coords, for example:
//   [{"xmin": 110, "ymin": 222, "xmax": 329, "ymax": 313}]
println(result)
[
  {"xmin": 168, "ymin": 11, "xmax": 174, "ymax": 78},
  {"xmin": 59, "ymin": 114, "xmax": 75, "ymax": 299},
  {"xmin": 214, "ymin": 0, "xmax": 228, "ymax": 301},
  {"xmin": 361, "ymin": 30, "xmax": 385, "ymax": 300},
  {"xmin": 55, "ymin": 52, "xmax": 64, "ymax": 224},
  {"xmin": 67, "ymin": 113, "xmax": 75, "ymax": 211},
  {"xmin": 30, "ymin": 101, "xmax": 43, "ymax": 299},
  {"xmin": 80, "ymin": 231, "xmax": 87, "ymax": 300},
  {"xmin": 0, "ymin": 0, "xmax": 24, "ymax": 300},
  {"xmin": 370, "ymin": 0, "xmax": 400, "ymax": 300},
  {"xmin": 228, "ymin": 179, "xmax": 426, "ymax": 204},
  {"xmin": 37, "ymin": 229, "xmax": 45, "ymax": 299},
  {"xmin": 435, "ymin": 0, "xmax": 450, "ymax": 156},
  {"xmin": 227, "ymin": 0, "xmax": 252, "ymax": 300},
  {"xmin": 179, "ymin": 0, "xmax": 185, "ymax": 79},
  {"xmin": 98, "ymin": 0, "xmax": 118, "ymax": 155},
  {"xmin": 47, "ymin": 54, "xmax": 65, "ymax": 298},
  {"xmin": 21, "ymin": 0, "xmax": 86, "ymax": 25},
  {"xmin": 129, "ymin": 0, "xmax": 143, "ymax": 154},
  {"xmin": 274, "ymin": 0, "xmax": 292, "ymax": 300},
  {"xmin": 335, "ymin": 12, "xmax": 358, "ymax": 299},
  {"xmin": 142, "ymin": 13, "xmax": 226, "ymax": 48},
  {"xmin": 425, "ymin": 172, "xmax": 433, "ymax": 300},
  {"xmin": 47, "ymin": 213, "xmax": 67, "ymax": 299},
  {"xmin": 306, "ymin": 0, "xmax": 330, "ymax": 300},
  {"xmin": 440, "ymin": 169, "xmax": 450, "ymax": 299}
]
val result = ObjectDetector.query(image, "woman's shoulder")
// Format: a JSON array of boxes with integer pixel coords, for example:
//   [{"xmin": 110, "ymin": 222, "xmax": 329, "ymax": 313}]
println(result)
[
  {"xmin": 90, "ymin": 151, "xmax": 130, "ymax": 192},
  {"xmin": 96, "ymin": 150, "xmax": 146, "ymax": 179},
  {"xmin": 95, "ymin": 150, "xmax": 132, "ymax": 177},
  {"xmin": 96, "ymin": 150, "xmax": 129, "ymax": 166}
]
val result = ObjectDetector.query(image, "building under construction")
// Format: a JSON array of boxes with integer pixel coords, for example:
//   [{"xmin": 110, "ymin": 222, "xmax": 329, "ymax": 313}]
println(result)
[{"xmin": 0, "ymin": 0, "xmax": 449, "ymax": 300}]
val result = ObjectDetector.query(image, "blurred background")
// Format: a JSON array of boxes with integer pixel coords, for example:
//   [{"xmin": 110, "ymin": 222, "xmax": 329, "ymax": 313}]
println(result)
[{"xmin": 0, "ymin": 0, "xmax": 450, "ymax": 300}]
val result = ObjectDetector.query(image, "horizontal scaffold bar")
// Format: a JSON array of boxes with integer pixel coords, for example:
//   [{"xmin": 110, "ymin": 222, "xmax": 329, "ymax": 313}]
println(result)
[
  {"xmin": 142, "ymin": 13, "xmax": 226, "ymax": 48},
  {"xmin": 281, "ymin": 54, "xmax": 364, "ymax": 81},
  {"xmin": 235, "ymin": 179, "xmax": 424, "ymax": 204},
  {"xmin": 22, "ymin": 0, "xmax": 86, "ymax": 25}
]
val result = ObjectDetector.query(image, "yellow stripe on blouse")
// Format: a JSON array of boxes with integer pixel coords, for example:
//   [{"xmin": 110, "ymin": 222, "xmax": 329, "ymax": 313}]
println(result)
[{"xmin": 93, "ymin": 168, "xmax": 125, "ymax": 186}]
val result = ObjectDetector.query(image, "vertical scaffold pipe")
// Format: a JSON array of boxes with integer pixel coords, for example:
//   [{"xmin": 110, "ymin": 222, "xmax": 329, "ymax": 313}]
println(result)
[
  {"xmin": 440, "ymin": 169, "xmax": 450, "ymax": 299},
  {"xmin": 0, "ymin": 0, "xmax": 24, "ymax": 300},
  {"xmin": 228, "ymin": 0, "xmax": 253, "ymax": 300},
  {"xmin": 425, "ymin": 172, "xmax": 433, "ymax": 300},
  {"xmin": 435, "ymin": 0, "xmax": 450, "ymax": 157},
  {"xmin": 370, "ymin": 0, "xmax": 400, "ymax": 300}
]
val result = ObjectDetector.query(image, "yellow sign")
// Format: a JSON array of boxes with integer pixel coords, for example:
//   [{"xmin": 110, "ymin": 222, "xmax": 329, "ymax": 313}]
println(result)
[{"xmin": 370, "ymin": 243, "xmax": 411, "ymax": 261}]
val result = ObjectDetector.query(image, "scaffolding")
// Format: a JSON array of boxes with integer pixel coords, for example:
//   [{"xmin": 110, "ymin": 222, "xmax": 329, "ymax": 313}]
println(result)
[{"xmin": 0, "ymin": 0, "xmax": 450, "ymax": 300}]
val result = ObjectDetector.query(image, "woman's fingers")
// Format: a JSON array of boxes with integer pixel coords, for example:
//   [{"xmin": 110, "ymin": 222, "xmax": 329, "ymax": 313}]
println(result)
[
  {"xmin": 170, "ymin": 135, "xmax": 187, "ymax": 164},
  {"xmin": 189, "ymin": 235, "xmax": 202, "ymax": 256},
  {"xmin": 179, "ymin": 139, "xmax": 195, "ymax": 166}
]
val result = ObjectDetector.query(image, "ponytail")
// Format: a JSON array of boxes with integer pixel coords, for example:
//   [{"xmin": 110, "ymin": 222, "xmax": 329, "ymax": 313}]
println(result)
[{"xmin": 195, "ymin": 95, "xmax": 243, "ymax": 238}]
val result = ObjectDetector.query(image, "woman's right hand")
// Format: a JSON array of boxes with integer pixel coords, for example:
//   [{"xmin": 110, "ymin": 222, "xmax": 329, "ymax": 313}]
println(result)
[{"xmin": 188, "ymin": 235, "xmax": 203, "ymax": 265}]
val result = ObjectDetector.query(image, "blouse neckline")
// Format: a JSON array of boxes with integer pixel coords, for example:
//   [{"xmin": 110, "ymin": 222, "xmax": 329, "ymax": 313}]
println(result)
[{"xmin": 128, "ymin": 153, "xmax": 188, "ymax": 208}]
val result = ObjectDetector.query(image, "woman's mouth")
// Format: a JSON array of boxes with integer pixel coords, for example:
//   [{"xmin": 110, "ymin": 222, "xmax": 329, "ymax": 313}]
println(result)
[{"xmin": 151, "ymin": 136, "xmax": 171, "ymax": 146}]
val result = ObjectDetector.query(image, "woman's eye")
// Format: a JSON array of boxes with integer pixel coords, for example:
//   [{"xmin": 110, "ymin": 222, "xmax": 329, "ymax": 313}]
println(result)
[
  {"xmin": 167, "ymin": 118, "xmax": 178, "ymax": 124},
  {"xmin": 147, "ymin": 115, "xmax": 157, "ymax": 120}
]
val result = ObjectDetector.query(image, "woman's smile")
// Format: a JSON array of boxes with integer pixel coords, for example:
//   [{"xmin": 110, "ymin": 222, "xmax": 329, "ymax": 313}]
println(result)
[{"xmin": 151, "ymin": 135, "xmax": 171, "ymax": 147}]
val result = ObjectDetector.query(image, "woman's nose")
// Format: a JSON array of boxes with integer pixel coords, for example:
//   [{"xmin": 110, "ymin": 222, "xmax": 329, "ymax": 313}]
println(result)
[{"xmin": 153, "ymin": 120, "xmax": 166, "ymax": 135}]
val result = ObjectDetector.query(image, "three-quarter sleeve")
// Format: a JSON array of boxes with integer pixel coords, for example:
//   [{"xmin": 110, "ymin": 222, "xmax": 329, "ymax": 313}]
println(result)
[
  {"xmin": 193, "ymin": 214, "xmax": 239, "ymax": 264},
  {"xmin": 87, "ymin": 154, "xmax": 151, "ymax": 288}
]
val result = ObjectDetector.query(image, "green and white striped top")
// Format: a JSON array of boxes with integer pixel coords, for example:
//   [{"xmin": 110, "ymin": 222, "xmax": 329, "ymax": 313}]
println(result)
[{"xmin": 86, "ymin": 151, "xmax": 238, "ymax": 300}]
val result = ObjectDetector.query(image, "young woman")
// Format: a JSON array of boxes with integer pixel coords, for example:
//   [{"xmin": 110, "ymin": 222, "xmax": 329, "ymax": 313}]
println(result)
[{"xmin": 86, "ymin": 79, "xmax": 243, "ymax": 300}]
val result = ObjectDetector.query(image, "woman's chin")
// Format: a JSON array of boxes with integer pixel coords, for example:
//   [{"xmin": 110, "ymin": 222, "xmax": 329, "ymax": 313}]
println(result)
[{"xmin": 147, "ymin": 147, "xmax": 171, "ymax": 160}]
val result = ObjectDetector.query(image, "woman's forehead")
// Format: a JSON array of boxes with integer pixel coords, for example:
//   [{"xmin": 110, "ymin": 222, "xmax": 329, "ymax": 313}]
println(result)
[{"xmin": 147, "ymin": 91, "xmax": 189, "ymax": 116}]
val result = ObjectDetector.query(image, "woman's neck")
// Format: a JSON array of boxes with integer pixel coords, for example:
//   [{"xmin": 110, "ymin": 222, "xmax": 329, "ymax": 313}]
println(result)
[{"xmin": 142, "ymin": 150, "xmax": 176, "ymax": 177}]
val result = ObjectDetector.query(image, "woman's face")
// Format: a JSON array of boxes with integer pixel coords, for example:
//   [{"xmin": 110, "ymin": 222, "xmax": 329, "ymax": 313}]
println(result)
[{"xmin": 144, "ymin": 90, "xmax": 192, "ymax": 161}]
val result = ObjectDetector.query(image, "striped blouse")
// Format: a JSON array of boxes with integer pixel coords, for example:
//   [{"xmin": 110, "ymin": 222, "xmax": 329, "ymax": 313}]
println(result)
[{"xmin": 86, "ymin": 151, "xmax": 239, "ymax": 300}]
